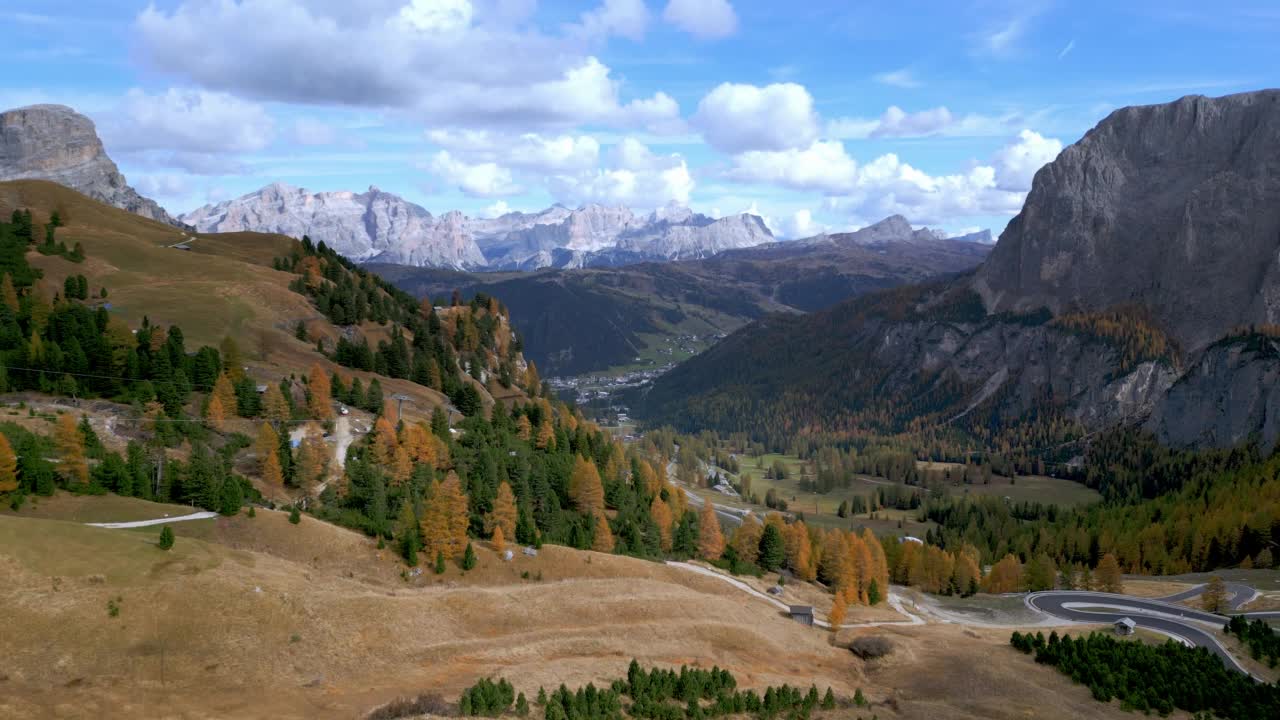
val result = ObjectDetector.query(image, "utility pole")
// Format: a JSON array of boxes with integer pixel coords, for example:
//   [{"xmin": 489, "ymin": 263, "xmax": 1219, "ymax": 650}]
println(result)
[{"xmin": 391, "ymin": 393, "xmax": 411, "ymax": 424}]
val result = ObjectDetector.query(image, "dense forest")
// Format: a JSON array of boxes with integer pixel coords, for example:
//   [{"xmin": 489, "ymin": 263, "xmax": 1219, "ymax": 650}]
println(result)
[{"xmin": 1010, "ymin": 630, "xmax": 1280, "ymax": 718}]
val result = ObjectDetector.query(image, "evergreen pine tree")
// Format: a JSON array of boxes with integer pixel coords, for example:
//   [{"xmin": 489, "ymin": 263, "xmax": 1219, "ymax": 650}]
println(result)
[
  {"xmin": 461, "ymin": 541, "xmax": 477, "ymax": 570},
  {"xmin": 289, "ymin": 505, "xmax": 301, "ymax": 524},
  {"xmin": 435, "ymin": 550, "xmax": 446, "ymax": 574},
  {"xmin": 158, "ymin": 525, "xmax": 174, "ymax": 550},
  {"xmin": 758, "ymin": 524, "xmax": 785, "ymax": 571}
]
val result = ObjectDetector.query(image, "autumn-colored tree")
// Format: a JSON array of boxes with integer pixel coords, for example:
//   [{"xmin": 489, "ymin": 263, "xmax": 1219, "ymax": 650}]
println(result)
[
  {"xmin": 1094, "ymin": 553, "xmax": 1124, "ymax": 594},
  {"xmin": 261, "ymin": 447, "xmax": 284, "ymax": 489},
  {"xmin": 55, "ymin": 413, "xmax": 88, "ymax": 484},
  {"xmin": 205, "ymin": 393, "xmax": 227, "ymax": 431},
  {"xmin": 952, "ymin": 551, "xmax": 981, "ymax": 595},
  {"xmin": 0, "ymin": 432, "xmax": 17, "ymax": 493},
  {"xmin": 0, "ymin": 273, "xmax": 16, "ymax": 312},
  {"xmin": 591, "ymin": 510, "xmax": 615, "ymax": 553},
  {"xmin": 862, "ymin": 528, "xmax": 890, "ymax": 593},
  {"xmin": 982, "ymin": 554, "xmax": 1024, "ymax": 594},
  {"xmin": 523, "ymin": 361, "xmax": 540, "ymax": 394},
  {"xmin": 650, "ymin": 496, "xmax": 674, "ymax": 552},
  {"xmin": 568, "ymin": 456, "xmax": 605, "ymax": 514},
  {"xmin": 391, "ymin": 446, "xmax": 413, "ymax": 486},
  {"xmin": 254, "ymin": 423, "xmax": 279, "ymax": 470},
  {"xmin": 491, "ymin": 524, "xmax": 506, "ymax": 554},
  {"xmin": 372, "ymin": 416, "xmax": 398, "ymax": 466},
  {"xmin": 307, "ymin": 364, "xmax": 333, "ymax": 420},
  {"xmin": 421, "ymin": 472, "xmax": 470, "ymax": 560},
  {"xmin": 401, "ymin": 423, "xmax": 434, "ymax": 464},
  {"xmin": 535, "ymin": 419, "xmax": 555, "ymax": 449},
  {"xmin": 635, "ymin": 459, "xmax": 659, "ymax": 496},
  {"xmin": 697, "ymin": 501, "xmax": 724, "ymax": 560},
  {"xmin": 263, "ymin": 383, "xmax": 290, "ymax": 425},
  {"xmin": 729, "ymin": 517, "xmax": 762, "ymax": 566},
  {"xmin": 212, "ymin": 373, "xmax": 237, "ymax": 416},
  {"xmin": 515, "ymin": 415, "xmax": 532, "ymax": 441},
  {"xmin": 486, "ymin": 481, "xmax": 518, "ymax": 541},
  {"xmin": 828, "ymin": 590, "xmax": 848, "ymax": 629},
  {"xmin": 784, "ymin": 521, "xmax": 815, "ymax": 581},
  {"xmin": 1202, "ymin": 575, "xmax": 1227, "ymax": 613},
  {"xmin": 294, "ymin": 424, "xmax": 328, "ymax": 492},
  {"xmin": 818, "ymin": 530, "xmax": 851, "ymax": 591}
]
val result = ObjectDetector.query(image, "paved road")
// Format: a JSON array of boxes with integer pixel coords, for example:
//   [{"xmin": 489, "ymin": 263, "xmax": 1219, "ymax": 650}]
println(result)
[
  {"xmin": 86, "ymin": 511, "xmax": 218, "ymax": 529},
  {"xmin": 1155, "ymin": 582, "xmax": 1258, "ymax": 611},
  {"xmin": 1026, "ymin": 591, "xmax": 1251, "ymax": 675}
]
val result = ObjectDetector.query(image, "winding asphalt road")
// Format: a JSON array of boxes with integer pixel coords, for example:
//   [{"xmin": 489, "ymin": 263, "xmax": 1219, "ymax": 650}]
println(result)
[{"xmin": 1026, "ymin": 586, "xmax": 1278, "ymax": 677}]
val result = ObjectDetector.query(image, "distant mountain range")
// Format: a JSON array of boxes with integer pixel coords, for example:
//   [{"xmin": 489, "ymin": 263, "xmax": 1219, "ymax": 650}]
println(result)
[
  {"xmin": 638, "ymin": 90, "xmax": 1280, "ymax": 453},
  {"xmin": 376, "ymin": 214, "xmax": 992, "ymax": 376},
  {"xmin": 181, "ymin": 184, "xmax": 776, "ymax": 271}
]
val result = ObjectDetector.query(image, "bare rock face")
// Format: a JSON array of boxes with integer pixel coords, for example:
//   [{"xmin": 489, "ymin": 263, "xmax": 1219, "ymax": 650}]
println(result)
[
  {"xmin": 181, "ymin": 183, "xmax": 488, "ymax": 270},
  {"xmin": 974, "ymin": 90, "xmax": 1280, "ymax": 352},
  {"xmin": 0, "ymin": 104, "xmax": 180, "ymax": 225}
]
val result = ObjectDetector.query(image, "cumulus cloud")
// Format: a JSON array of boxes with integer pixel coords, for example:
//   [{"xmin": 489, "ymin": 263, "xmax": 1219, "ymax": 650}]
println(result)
[
  {"xmin": 727, "ymin": 129, "xmax": 1061, "ymax": 224},
  {"xmin": 429, "ymin": 151, "xmax": 521, "ymax": 197},
  {"xmin": 574, "ymin": 0, "xmax": 649, "ymax": 41},
  {"xmin": 775, "ymin": 209, "xmax": 827, "ymax": 239},
  {"xmin": 549, "ymin": 138, "xmax": 693, "ymax": 208},
  {"xmin": 426, "ymin": 129, "xmax": 601, "ymax": 172},
  {"xmin": 103, "ymin": 88, "xmax": 274, "ymax": 155},
  {"xmin": 990, "ymin": 129, "xmax": 1062, "ymax": 190},
  {"xmin": 134, "ymin": 1, "xmax": 678, "ymax": 132},
  {"xmin": 482, "ymin": 200, "xmax": 514, "ymax": 218},
  {"xmin": 663, "ymin": 0, "xmax": 738, "ymax": 38},
  {"xmin": 292, "ymin": 117, "xmax": 337, "ymax": 145},
  {"xmin": 694, "ymin": 82, "xmax": 819, "ymax": 153},
  {"xmin": 827, "ymin": 106, "xmax": 1023, "ymax": 140},
  {"xmin": 870, "ymin": 106, "xmax": 954, "ymax": 138}
]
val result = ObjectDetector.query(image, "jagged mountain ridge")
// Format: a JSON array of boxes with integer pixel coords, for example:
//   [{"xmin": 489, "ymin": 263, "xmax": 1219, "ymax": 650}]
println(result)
[
  {"xmin": 638, "ymin": 90, "xmax": 1280, "ymax": 452},
  {"xmin": 182, "ymin": 185, "xmax": 776, "ymax": 271},
  {"xmin": 0, "ymin": 104, "xmax": 182, "ymax": 226}
]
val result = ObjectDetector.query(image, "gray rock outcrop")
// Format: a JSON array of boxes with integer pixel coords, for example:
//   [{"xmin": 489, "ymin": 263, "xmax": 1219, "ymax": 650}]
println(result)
[
  {"xmin": 974, "ymin": 90, "xmax": 1280, "ymax": 352},
  {"xmin": 0, "ymin": 104, "xmax": 180, "ymax": 225}
]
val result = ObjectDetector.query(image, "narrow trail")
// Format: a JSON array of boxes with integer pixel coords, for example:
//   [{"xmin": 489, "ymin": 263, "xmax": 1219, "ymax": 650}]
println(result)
[{"xmin": 86, "ymin": 511, "xmax": 217, "ymax": 529}]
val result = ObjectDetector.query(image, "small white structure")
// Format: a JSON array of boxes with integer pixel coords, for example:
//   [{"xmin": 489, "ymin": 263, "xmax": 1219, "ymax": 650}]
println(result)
[
  {"xmin": 503, "ymin": 550, "xmax": 514, "ymax": 562},
  {"xmin": 1114, "ymin": 617, "xmax": 1136, "ymax": 636},
  {"xmin": 900, "ymin": 536, "xmax": 924, "ymax": 545},
  {"xmin": 523, "ymin": 546, "xmax": 538, "ymax": 557}
]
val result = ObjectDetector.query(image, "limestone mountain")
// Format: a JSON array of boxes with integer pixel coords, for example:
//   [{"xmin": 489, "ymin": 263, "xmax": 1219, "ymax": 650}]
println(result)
[
  {"xmin": 182, "ymin": 186, "xmax": 775, "ymax": 271},
  {"xmin": 638, "ymin": 90, "xmax": 1280, "ymax": 453},
  {"xmin": 0, "ymin": 104, "xmax": 180, "ymax": 226}
]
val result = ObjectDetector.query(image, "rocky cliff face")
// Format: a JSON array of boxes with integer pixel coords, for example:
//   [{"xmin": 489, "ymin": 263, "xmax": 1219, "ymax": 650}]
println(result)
[
  {"xmin": 974, "ymin": 90, "xmax": 1280, "ymax": 352},
  {"xmin": 184, "ymin": 187, "xmax": 776, "ymax": 270},
  {"xmin": 181, "ymin": 183, "xmax": 488, "ymax": 269},
  {"xmin": 0, "ymin": 104, "xmax": 180, "ymax": 226}
]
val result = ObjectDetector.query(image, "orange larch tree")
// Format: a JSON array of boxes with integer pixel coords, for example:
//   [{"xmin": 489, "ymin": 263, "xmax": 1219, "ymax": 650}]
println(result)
[
  {"xmin": 263, "ymin": 383, "xmax": 290, "ymax": 425},
  {"xmin": 591, "ymin": 510, "xmax": 615, "ymax": 553},
  {"xmin": 697, "ymin": 501, "xmax": 724, "ymax": 560},
  {"xmin": 486, "ymin": 481, "xmax": 518, "ymax": 541},
  {"xmin": 212, "ymin": 372, "xmax": 237, "ymax": 415},
  {"xmin": 421, "ymin": 472, "xmax": 470, "ymax": 560},
  {"xmin": 0, "ymin": 432, "xmax": 18, "ymax": 493},
  {"xmin": 307, "ymin": 364, "xmax": 333, "ymax": 421},
  {"xmin": 650, "ymin": 496, "xmax": 674, "ymax": 552},
  {"xmin": 55, "ymin": 413, "xmax": 88, "ymax": 484},
  {"xmin": 828, "ymin": 590, "xmax": 848, "ymax": 629},
  {"xmin": 205, "ymin": 393, "xmax": 227, "ymax": 431},
  {"xmin": 491, "ymin": 525, "xmax": 506, "ymax": 554},
  {"xmin": 568, "ymin": 456, "xmax": 605, "ymax": 514}
]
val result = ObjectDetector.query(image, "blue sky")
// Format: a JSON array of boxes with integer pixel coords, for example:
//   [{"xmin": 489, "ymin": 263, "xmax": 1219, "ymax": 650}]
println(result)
[{"xmin": 3, "ymin": 0, "xmax": 1276, "ymax": 238}]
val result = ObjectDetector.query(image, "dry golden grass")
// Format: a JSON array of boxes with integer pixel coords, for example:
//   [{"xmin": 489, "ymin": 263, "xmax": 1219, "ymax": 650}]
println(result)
[
  {"xmin": 0, "ymin": 495, "xmax": 1155, "ymax": 720},
  {"xmin": 1119, "ymin": 578, "xmax": 1195, "ymax": 599}
]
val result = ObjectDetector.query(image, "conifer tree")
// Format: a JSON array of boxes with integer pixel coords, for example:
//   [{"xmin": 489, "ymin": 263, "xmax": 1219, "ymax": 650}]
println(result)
[
  {"xmin": 421, "ymin": 473, "xmax": 469, "ymax": 560},
  {"xmin": 1095, "ymin": 553, "xmax": 1124, "ymax": 594},
  {"xmin": 0, "ymin": 273, "xmax": 16, "ymax": 311},
  {"xmin": 262, "ymin": 383, "xmax": 290, "ymax": 425},
  {"xmin": 206, "ymin": 393, "xmax": 227, "ymax": 431},
  {"xmin": 0, "ymin": 432, "xmax": 17, "ymax": 494},
  {"xmin": 828, "ymin": 590, "xmax": 847, "ymax": 629},
  {"xmin": 650, "ymin": 496, "xmax": 674, "ymax": 552},
  {"xmin": 535, "ymin": 419, "xmax": 555, "ymax": 449},
  {"xmin": 491, "ymin": 524, "xmax": 506, "ymax": 554},
  {"xmin": 261, "ymin": 447, "xmax": 284, "ymax": 490},
  {"xmin": 516, "ymin": 414, "xmax": 532, "ymax": 441},
  {"xmin": 307, "ymin": 363, "xmax": 333, "ymax": 420},
  {"xmin": 158, "ymin": 525, "xmax": 174, "ymax": 550},
  {"xmin": 486, "ymin": 481, "xmax": 518, "ymax": 541},
  {"xmin": 729, "ymin": 518, "xmax": 762, "ymax": 566},
  {"xmin": 434, "ymin": 550, "xmax": 446, "ymax": 574},
  {"xmin": 211, "ymin": 373, "xmax": 237, "ymax": 416},
  {"xmin": 55, "ymin": 413, "xmax": 88, "ymax": 484},
  {"xmin": 254, "ymin": 423, "xmax": 279, "ymax": 469},
  {"xmin": 591, "ymin": 510, "xmax": 615, "ymax": 553},
  {"xmin": 461, "ymin": 541, "xmax": 477, "ymax": 570},
  {"xmin": 697, "ymin": 501, "xmax": 724, "ymax": 560},
  {"xmin": 289, "ymin": 505, "xmax": 301, "ymax": 524},
  {"xmin": 219, "ymin": 336, "xmax": 245, "ymax": 381},
  {"xmin": 1201, "ymin": 576, "xmax": 1227, "ymax": 613},
  {"xmin": 758, "ymin": 523, "xmax": 785, "ymax": 571},
  {"xmin": 568, "ymin": 456, "xmax": 605, "ymax": 514},
  {"xmin": 372, "ymin": 416, "xmax": 397, "ymax": 465}
]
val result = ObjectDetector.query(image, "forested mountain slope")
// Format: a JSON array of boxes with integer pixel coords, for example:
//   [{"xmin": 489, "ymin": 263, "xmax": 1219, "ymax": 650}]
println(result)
[
  {"xmin": 637, "ymin": 91, "xmax": 1280, "ymax": 455},
  {"xmin": 377, "ymin": 218, "xmax": 990, "ymax": 376}
]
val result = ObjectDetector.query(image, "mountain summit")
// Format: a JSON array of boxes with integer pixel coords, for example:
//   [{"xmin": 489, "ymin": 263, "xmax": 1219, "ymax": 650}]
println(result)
[
  {"xmin": 182, "ymin": 185, "xmax": 775, "ymax": 271},
  {"xmin": 0, "ymin": 104, "xmax": 180, "ymax": 226}
]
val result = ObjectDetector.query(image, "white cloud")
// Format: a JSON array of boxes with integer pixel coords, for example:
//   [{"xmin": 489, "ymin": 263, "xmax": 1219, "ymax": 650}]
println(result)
[
  {"xmin": 548, "ymin": 138, "xmax": 693, "ymax": 208},
  {"xmin": 426, "ymin": 129, "xmax": 601, "ymax": 172},
  {"xmin": 776, "ymin": 209, "xmax": 826, "ymax": 239},
  {"xmin": 726, "ymin": 129, "xmax": 1062, "ymax": 224},
  {"xmin": 870, "ymin": 106, "xmax": 953, "ymax": 138},
  {"xmin": 132, "ymin": 173, "xmax": 194, "ymax": 198},
  {"xmin": 134, "ymin": 1, "xmax": 678, "ymax": 132},
  {"xmin": 482, "ymin": 200, "xmax": 514, "ymax": 218},
  {"xmin": 873, "ymin": 68, "xmax": 921, "ymax": 88},
  {"xmin": 104, "ymin": 88, "xmax": 275, "ymax": 155},
  {"xmin": 663, "ymin": 0, "xmax": 738, "ymax": 38},
  {"xmin": 428, "ymin": 151, "xmax": 521, "ymax": 197},
  {"xmin": 575, "ymin": 0, "xmax": 649, "ymax": 41},
  {"xmin": 990, "ymin": 129, "xmax": 1062, "ymax": 190},
  {"xmin": 727, "ymin": 140, "xmax": 858, "ymax": 194},
  {"xmin": 694, "ymin": 82, "xmax": 819, "ymax": 153}
]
